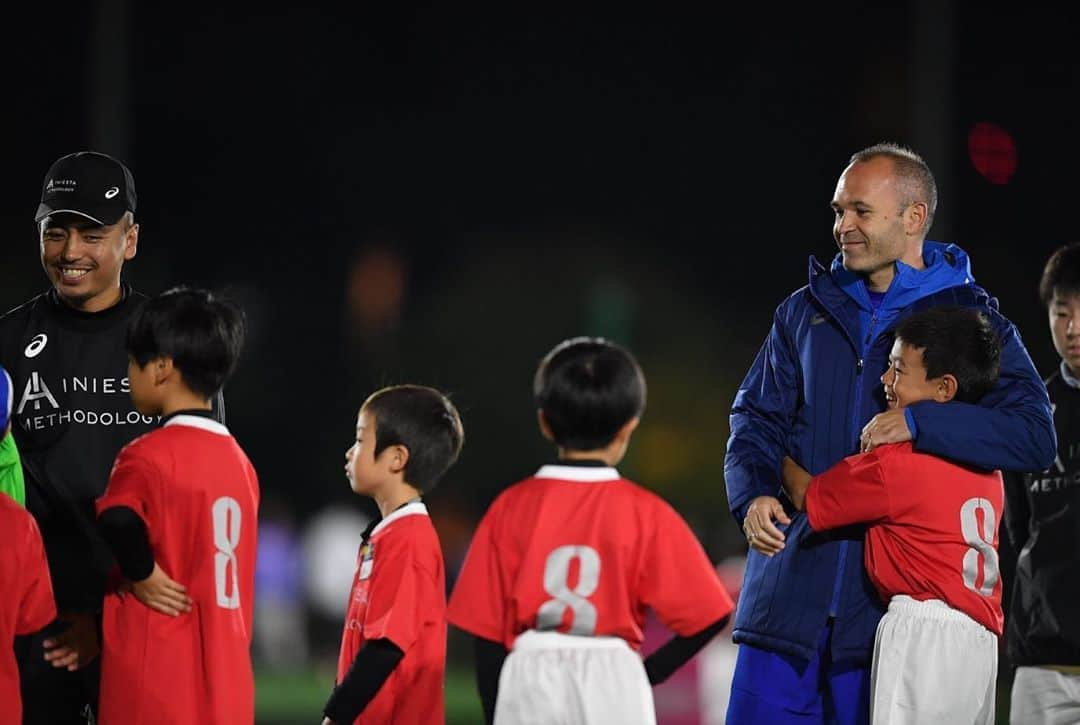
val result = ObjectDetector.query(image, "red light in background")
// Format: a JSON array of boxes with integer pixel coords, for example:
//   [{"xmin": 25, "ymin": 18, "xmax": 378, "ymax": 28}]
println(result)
[
  {"xmin": 968, "ymin": 122, "xmax": 1017, "ymax": 185},
  {"xmin": 347, "ymin": 246, "xmax": 406, "ymax": 335}
]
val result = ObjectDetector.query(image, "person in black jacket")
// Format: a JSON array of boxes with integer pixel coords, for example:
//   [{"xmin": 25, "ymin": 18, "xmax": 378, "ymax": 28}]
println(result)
[
  {"xmin": 1006, "ymin": 242, "xmax": 1080, "ymax": 725},
  {"xmin": 0, "ymin": 151, "xmax": 155, "ymax": 724}
]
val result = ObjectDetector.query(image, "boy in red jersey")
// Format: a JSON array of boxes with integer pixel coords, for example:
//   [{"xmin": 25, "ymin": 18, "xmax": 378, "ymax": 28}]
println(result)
[
  {"xmin": 778, "ymin": 307, "xmax": 1004, "ymax": 725},
  {"xmin": 322, "ymin": 384, "xmax": 464, "ymax": 724},
  {"xmin": 0, "ymin": 363, "xmax": 56, "ymax": 722},
  {"xmin": 448, "ymin": 337, "xmax": 734, "ymax": 725},
  {"xmin": 92, "ymin": 287, "xmax": 257, "ymax": 724}
]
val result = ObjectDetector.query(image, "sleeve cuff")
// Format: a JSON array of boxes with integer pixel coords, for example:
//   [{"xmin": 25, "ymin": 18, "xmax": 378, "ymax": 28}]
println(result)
[
  {"xmin": 903, "ymin": 407, "xmax": 919, "ymax": 441},
  {"xmin": 804, "ymin": 481, "xmax": 822, "ymax": 531}
]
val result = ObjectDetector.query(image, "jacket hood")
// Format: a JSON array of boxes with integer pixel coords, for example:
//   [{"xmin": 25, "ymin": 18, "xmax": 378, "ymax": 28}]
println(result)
[{"xmin": 815, "ymin": 241, "xmax": 975, "ymax": 312}]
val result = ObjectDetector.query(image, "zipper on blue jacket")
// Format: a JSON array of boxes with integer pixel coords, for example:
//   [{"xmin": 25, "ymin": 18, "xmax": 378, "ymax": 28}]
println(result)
[{"xmin": 829, "ymin": 311, "xmax": 876, "ymax": 616}]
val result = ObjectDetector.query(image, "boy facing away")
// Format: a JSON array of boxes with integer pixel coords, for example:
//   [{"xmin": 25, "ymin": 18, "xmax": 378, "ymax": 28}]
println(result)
[
  {"xmin": 779, "ymin": 306, "xmax": 1004, "ymax": 725},
  {"xmin": 322, "ymin": 384, "xmax": 464, "ymax": 724},
  {"xmin": 0, "ymin": 363, "xmax": 55, "ymax": 722},
  {"xmin": 92, "ymin": 287, "xmax": 258, "ymax": 723},
  {"xmin": 448, "ymin": 337, "xmax": 735, "ymax": 725}
]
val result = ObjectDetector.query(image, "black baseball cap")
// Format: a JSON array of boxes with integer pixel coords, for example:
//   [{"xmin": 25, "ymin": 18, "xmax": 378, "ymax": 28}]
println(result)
[{"xmin": 35, "ymin": 151, "xmax": 137, "ymax": 226}]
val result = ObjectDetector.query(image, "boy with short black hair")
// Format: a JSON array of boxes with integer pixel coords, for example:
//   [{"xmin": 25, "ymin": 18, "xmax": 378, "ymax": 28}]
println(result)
[
  {"xmin": 780, "ymin": 306, "xmax": 1004, "ymax": 725},
  {"xmin": 1005, "ymin": 242, "xmax": 1080, "ymax": 724},
  {"xmin": 323, "ymin": 384, "xmax": 464, "ymax": 724},
  {"xmin": 448, "ymin": 337, "xmax": 734, "ymax": 725},
  {"xmin": 93, "ymin": 287, "xmax": 258, "ymax": 723}
]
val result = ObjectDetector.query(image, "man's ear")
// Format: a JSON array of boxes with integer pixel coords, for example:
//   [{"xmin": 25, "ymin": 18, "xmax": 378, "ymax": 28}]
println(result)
[
  {"xmin": 935, "ymin": 374, "xmax": 959, "ymax": 403},
  {"xmin": 123, "ymin": 223, "xmax": 139, "ymax": 261},
  {"xmin": 537, "ymin": 410, "xmax": 555, "ymax": 441},
  {"xmin": 903, "ymin": 201, "xmax": 928, "ymax": 237}
]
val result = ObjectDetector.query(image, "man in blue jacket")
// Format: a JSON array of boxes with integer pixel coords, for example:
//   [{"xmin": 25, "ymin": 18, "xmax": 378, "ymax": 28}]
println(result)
[{"xmin": 724, "ymin": 143, "xmax": 1056, "ymax": 725}]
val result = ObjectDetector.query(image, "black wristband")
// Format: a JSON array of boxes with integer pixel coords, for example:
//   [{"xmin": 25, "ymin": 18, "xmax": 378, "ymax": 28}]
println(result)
[
  {"xmin": 644, "ymin": 615, "xmax": 729, "ymax": 685},
  {"xmin": 323, "ymin": 638, "xmax": 405, "ymax": 723},
  {"xmin": 474, "ymin": 636, "xmax": 508, "ymax": 724}
]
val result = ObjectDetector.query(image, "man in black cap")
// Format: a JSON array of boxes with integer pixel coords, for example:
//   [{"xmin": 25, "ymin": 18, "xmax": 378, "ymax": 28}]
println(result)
[{"xmin": 0, "ymin": 151, "xmax": 156, "ymax": 724}]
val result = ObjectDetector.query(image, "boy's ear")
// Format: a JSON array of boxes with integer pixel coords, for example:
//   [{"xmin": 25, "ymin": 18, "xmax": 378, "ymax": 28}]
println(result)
[
  {"xmin": 537, "ymin": 410, "xmax": 555, "ymax": 441},
  {"xmin": 153, "ymin": 357, "xmax": 175, "ymax": 385},
  {"xmin": 935, "ymin": 374, "xmax": 959, "ymax": 403},
  {"xmin": 386, "ymin": 444, "xmax": 409, "ymax": 475},
  {"xmin": 614, "ymin": 416, "xmax": 640, "ymax": 444}
]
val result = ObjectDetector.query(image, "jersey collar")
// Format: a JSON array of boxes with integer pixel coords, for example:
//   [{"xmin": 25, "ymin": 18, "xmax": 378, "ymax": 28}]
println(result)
[
  {"xmin": 1061, "ymin": 360, "xmax": 1080, "ymax": 390},
  {"xmin": 163, "ymin": 413, "xmax": 230, "ymax": 436},
  {"xmin": 535, "ymin": 464, "xmax": 620, "ymax": 482},
  {"xmin": 371, "ymin": 501, "xmax": 429, "ymax": 537}
]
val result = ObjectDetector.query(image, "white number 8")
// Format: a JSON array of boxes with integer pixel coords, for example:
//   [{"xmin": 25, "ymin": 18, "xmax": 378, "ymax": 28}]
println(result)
[
  {"xmin": 537, "ymin": 545, "xmax": 601, "ymax": 635},
  {"xmin": 960, "ymin": 497, "xmax": 999, "ymax": 597},
  {"xmin": 212, "ymin": 496, "xmax": 242, "ymax": 609}
]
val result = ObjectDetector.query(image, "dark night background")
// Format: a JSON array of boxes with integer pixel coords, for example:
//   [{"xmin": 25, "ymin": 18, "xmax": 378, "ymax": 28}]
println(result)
[{"xmin": 3, "ymin": 3, "xmax": 1077, "ymax": 722}]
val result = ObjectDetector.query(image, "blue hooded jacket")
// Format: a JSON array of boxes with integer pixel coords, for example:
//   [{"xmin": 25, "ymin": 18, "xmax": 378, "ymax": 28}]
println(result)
[{"xmin": 724, "ymin": 242, "xmax": 1056, "ymax": 664}]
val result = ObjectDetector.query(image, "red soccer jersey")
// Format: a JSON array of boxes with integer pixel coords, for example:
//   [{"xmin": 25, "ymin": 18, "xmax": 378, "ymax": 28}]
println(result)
[
  {"xmin": 95, "ymin": 414, "xmax": 260, "ymax": 724},
  {"xmin": 447, "ymin": 464, "xmax": 734, "ymax": 650},
  {"xmin": 0, "ymin": 492, "xmax": 55, "ymax": 724},
  {"xmin": 806, "ymin": 442, "xmax": 1004, "ymax": 635},
  {"xmin": 336, "ymin": 501, "xmax": 447, "ymax": 724}
]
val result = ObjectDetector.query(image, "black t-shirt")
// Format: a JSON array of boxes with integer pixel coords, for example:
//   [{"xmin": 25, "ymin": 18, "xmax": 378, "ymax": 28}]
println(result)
[
  {"xmin": 1, "ymin": 286, "xmax": 156, "ymax": 610},
  {"xmin": 1005, "ymin": 368, "xmax": 1080, "ymax": 666}
]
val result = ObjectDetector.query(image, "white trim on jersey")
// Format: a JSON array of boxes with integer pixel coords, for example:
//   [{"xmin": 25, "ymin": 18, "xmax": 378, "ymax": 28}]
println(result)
[
  {"xmin": 371, "ymin": 501, "xmax": 429, "ymax": 537},
  {"xmin": 164, "ymin": 414, "xmax": 230, "ymax": 437},
  {"xmin": 534, "ymin": 465, "xmax": 620, "ymax": 482}
]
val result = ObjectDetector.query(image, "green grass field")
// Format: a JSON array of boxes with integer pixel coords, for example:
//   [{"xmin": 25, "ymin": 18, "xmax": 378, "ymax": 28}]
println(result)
[
  {"xmin": 256, "ymin": 664, "xmax": 1016, "ymax": 723},
  {"xmin": 255, "ymin": 665, "xmax": 482, "ymax": 724}
]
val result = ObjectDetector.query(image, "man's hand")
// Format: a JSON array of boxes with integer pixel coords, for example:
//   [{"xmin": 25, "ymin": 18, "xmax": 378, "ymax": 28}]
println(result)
[
  {"xmin": 131, "ymin": 563, "xmax": 192, "ymax": 616},
  {"xmin": 860, "ymin": 409, "xmax": 912, "ymax": 452},
  {"xmin": 743, "ymin": 496, "xmax": 791, "ymax": 557},
  {"xmin": 43, "ymin": 612, "xmax": 100, "ymax": 671},
  {"xmin": 781, "ymin": 457, "xmax": 811, "ymax": 511}
]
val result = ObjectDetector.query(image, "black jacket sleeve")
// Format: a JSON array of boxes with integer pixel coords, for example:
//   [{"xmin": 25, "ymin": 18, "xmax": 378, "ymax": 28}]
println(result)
[
  {"xmin": 474, "ymin": 635, "xmax": 508, "ymax": 725},
  {"xmin": 643, "ymin": 615, "xmax": 729, "ymax": 685},
  {"xmin": 97, "ymin": 505, "xmax": 154, "ymax": 581},
  {"xmin": 323, "ymin": 638, "xmax": 405, "ymax": 723},
  {"xmin": 1003, "ymin": 470, "xmax": 1031, "ymax": 555}
]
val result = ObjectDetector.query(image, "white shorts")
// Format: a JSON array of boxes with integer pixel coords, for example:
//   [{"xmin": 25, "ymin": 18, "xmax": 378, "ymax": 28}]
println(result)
[
  {"xmin": 1010, "ymin": 666, "xmax": 1080, "ymax": 725},
  {"xmin": 494, "ymin": 630, "xmax": 656, "ymax": 725},
  {"xmin": 870, "ymin": 596, "xmax": 997, "ymax": 725}
]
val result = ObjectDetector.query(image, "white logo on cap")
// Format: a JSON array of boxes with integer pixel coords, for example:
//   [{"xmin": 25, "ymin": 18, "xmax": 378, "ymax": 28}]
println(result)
[
  {"xmin": 105, "ymin": 187, "xmax": 120, "ymax": 199},
  {"xmin": 47, "ymin": 179, "xmax": 77, "ymax": 193},
  {"xmin": 25, "ymin": 333, "xmax": 48, "ymax": 358}
]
